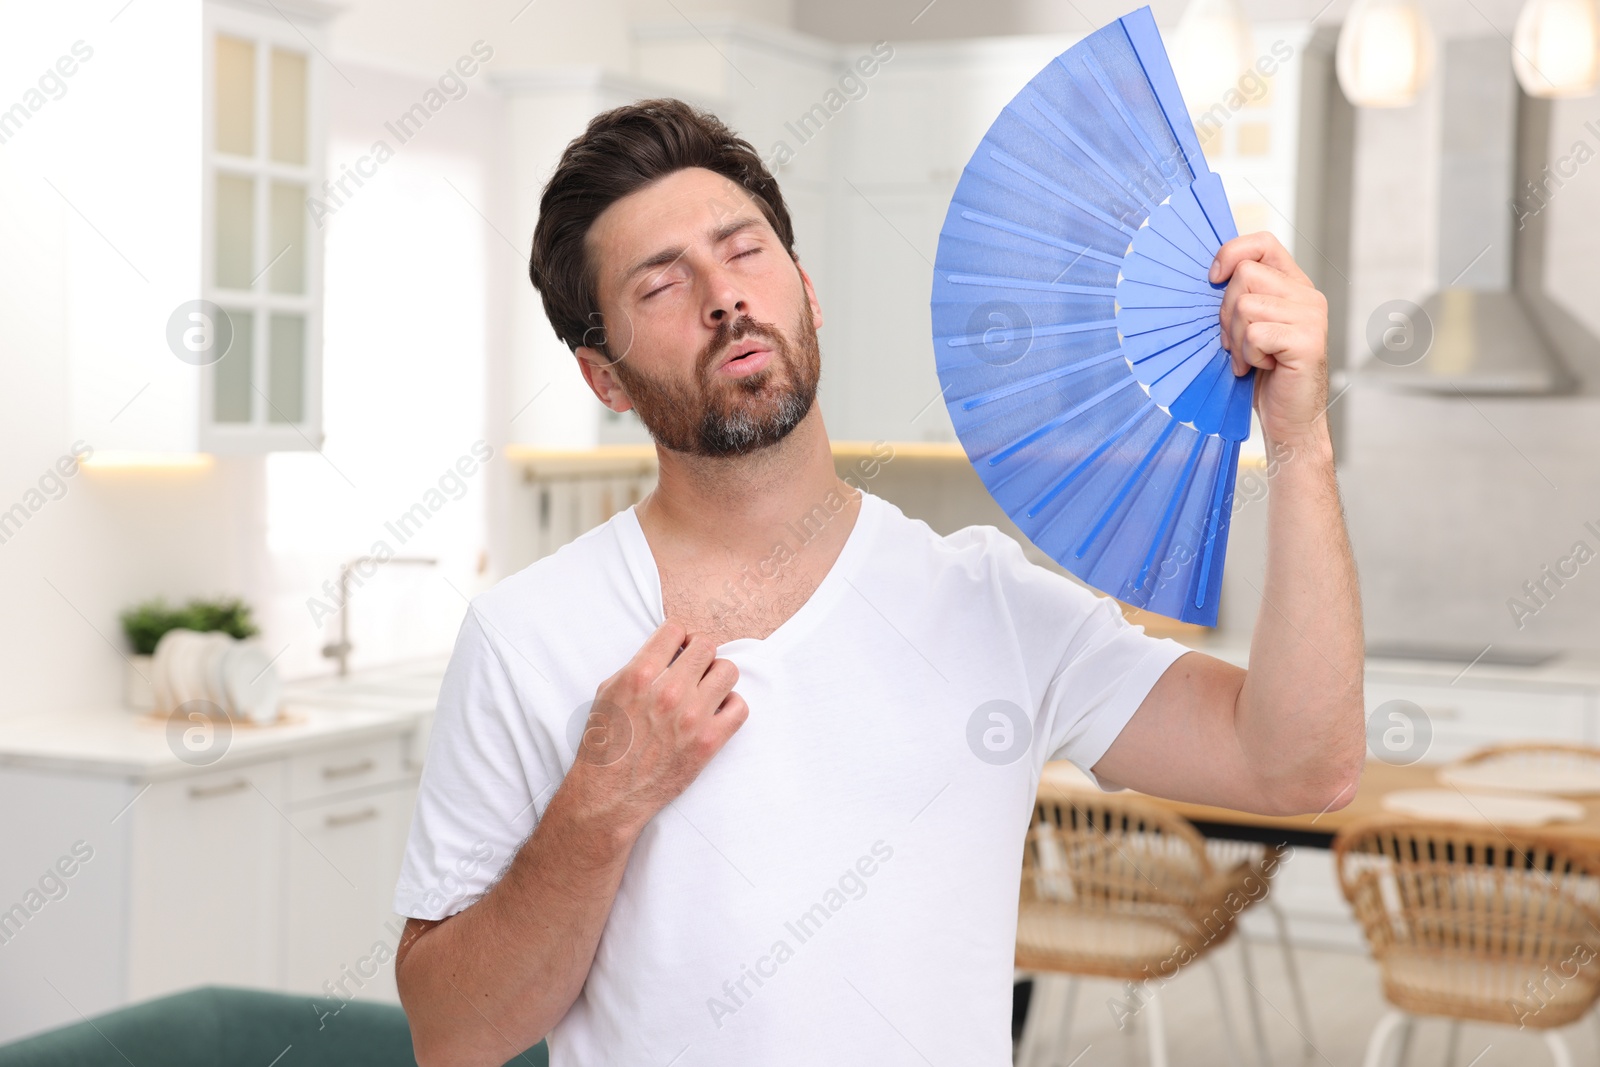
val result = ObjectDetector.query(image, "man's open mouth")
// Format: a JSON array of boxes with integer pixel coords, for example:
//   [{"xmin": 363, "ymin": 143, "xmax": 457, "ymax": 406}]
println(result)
[{"xmin": 719, "ymin": 344, "xmax": 772, "ymax": 371}]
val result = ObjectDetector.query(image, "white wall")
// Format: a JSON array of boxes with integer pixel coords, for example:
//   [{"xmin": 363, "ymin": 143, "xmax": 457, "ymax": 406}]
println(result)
[
  {"xmin": 0, "ymin": 0, "xmax": 256, "ymax": 722},
  {"xmin": 259, "ymin": 52, "xmax": 510, "ymax": 681}
]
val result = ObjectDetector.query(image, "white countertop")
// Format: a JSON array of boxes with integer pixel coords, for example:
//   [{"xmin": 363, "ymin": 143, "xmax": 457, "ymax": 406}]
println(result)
[
  {"xmin": 8, "ymin": 643, "xmax": 1600, "ymax": 780},
  {"xmin": 0, "ymin": 657, "xmax": 448, "ymax": 780}
]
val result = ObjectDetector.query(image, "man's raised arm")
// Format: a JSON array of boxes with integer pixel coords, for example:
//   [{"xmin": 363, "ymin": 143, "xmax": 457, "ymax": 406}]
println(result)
[{"xmin": 1091, "ymin": 232, "xmax": 1365, "ymax": 816}]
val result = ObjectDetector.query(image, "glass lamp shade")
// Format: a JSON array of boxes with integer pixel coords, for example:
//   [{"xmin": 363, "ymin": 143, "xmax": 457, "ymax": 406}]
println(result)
[
  {"xmin": 1336, "ymin": 0, "xmax": 1435, "ymax": 107},
  {"xmin": 1512, "ymin": 0, "xmax": 1600, "ymax": 97},
  {"xmin": 1171, "ymin": 0, "xmax": 1256, "ymax": 114}
]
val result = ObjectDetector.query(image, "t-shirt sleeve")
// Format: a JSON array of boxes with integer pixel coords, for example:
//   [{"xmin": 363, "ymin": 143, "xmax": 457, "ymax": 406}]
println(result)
[
  {"xmin": 981, "ymin": 526, "xmax": 1192, "ymax": 788},
  {"xmin": 391, "ymin": 604, "xmax": 551, "ymax": 920}
]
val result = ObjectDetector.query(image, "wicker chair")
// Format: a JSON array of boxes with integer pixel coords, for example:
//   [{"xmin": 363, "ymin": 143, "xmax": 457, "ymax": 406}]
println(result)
[
  {"xmin": 1016, "ymin": 790, "xmax": 1278, "ymax": 1067},
  {"xmin": 1334, "ymin": 816, "xmax": 1600, "ymax": 1067}
]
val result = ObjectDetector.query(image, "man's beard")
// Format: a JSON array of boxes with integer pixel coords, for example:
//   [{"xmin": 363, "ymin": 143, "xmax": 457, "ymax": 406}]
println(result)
[{"xmin": 610, "ymin": 305, "xmax": 821, "ymax": 457}]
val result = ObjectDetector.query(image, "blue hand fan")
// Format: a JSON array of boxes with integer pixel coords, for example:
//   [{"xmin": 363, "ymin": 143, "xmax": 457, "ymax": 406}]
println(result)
[{"xmin": 931, "ymin": 5, "xmax": 1253, "ymax": 627}]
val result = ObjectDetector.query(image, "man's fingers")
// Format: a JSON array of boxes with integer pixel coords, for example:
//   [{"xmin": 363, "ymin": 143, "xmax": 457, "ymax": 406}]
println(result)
[
  {"xmin": 1239, "ymin": 320, "xmax": 1314, "ymax": 370},
  {"xmin": 1220, "ymin": 266, "xmax": 1325, "ymax": 361},
  {"xmin": 714, "ymin": 691, "xmax": 749, "ymax": 727},
  {"xmin": 1210, "ymin": 231, "xmax": 1311, "ymax": 288},
  {"xmin": 694, "ymin": 655, "xmax": 741, "ymax": 712},
  {"xmin": 1218, "ymin": 259, "xmax": 1304, "ymax": 335},
  {"xmin": 663, "ymin": 631, "xmax": 717, "ymax": 683},
  {"xmin": 629, "ymin": 619, "xmax": 691, "ymax": 685},
  {"xmin": 1229, "ymin": 292, "xmax": 1306, "ymax": 355},
  {"xmin": 702, "ymin": 691, "xmax": 750, "ymax": 753}
]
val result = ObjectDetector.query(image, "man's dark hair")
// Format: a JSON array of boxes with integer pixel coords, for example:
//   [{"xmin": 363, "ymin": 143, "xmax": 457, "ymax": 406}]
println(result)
[{"xmin": 527, "ymin": 97, "xmax": 797, "ymax": 358}]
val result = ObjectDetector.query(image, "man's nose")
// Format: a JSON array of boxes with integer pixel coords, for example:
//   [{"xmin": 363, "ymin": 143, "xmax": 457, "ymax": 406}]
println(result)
[{"xmin": 703, "ymin": 267, "xmax": 749, "ymax": 328}]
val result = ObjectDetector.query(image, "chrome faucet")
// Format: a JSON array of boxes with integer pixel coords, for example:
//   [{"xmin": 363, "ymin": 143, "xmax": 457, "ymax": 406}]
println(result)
[{"xmin": 320, "ymin": 555, "xmax": 437, "ymax": 676}]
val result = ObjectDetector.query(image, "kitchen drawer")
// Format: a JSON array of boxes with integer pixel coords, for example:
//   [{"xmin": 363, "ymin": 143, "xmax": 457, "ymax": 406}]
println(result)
[
  {"xmin": 288, "ymin": 736, "xmax": 408, "ymax": 805},
  {"xmin": 283, "ymin": 780, "xmax": 417, "ymax": 1002},
  {"xmin": 1364, "ymin": 680, "xmax": 1593, "ymax": 764}
]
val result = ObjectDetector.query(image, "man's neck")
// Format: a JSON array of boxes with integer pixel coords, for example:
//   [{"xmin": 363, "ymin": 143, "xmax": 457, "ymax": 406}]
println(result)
[{"xmin": 636, "ymin": 407, "xmax": 858, "ymax": 563}]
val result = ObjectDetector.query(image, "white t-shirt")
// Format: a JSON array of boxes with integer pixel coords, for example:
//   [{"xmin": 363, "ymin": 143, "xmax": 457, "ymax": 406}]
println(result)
[{"xmin": 393, "ymin": 488, "xmax": 1190, "ymax": 1066}]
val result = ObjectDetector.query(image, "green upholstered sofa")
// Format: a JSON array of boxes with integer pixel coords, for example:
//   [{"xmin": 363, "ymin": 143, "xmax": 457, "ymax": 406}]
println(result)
[{"xmin": 0, "ymin": 985, "xmax": 548, "ymax": 1067}]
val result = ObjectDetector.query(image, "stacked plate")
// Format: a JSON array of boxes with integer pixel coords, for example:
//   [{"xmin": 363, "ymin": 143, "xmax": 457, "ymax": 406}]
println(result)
[
  {"xmin": 1438, "ymin": 760, "xmax": 1600, "ymax": 798},
  {"xmin": 1381, "ymin": 788, "xmax": 1584, "ymax": 827},
  {"xmin": 150, "ymin": 629, "xmax": 281, "ymax": 725}
]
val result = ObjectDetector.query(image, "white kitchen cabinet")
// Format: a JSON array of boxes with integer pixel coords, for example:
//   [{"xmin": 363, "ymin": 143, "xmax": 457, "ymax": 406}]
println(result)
[
  {"xmin": 197, "ymin": 0, "xmax": 328, "ymax": 453},
  {"xmin": 825, "ymin": 36, "xmax": 1075, "ymax": 444},
  {"xmin": 1363, "ymin": 676, "xmax": 1594, "ymax": 763},
  {"xmin": 0, "ymin": 700, "xmax": 427, "ymax": 1045},
  {"xmin": 126, "ymin": 759, "xmax": 289, "ymax": 1000},
  {"xmin": 829, "ymin": 183, "xmax": 954, "ymax": 443},
  {"xmin": 114, "ymin": 735, "xmax": 418, "ymax": 1008},
  {"xmin": 283, "ymin": 769, "xmax": 418, "ymax": 1003}
]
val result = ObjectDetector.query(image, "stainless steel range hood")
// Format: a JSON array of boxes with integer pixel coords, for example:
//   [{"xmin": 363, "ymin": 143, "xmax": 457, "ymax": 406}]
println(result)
[{"xmin": 1361, "ymin": 36, "xmax": 1593, "ymax": 396}]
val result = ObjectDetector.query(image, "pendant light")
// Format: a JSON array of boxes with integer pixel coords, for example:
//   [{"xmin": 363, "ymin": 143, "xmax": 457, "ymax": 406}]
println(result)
[
  {"xmin": 1512, "ymin": 0, "xmax": 1600, "ymax": 97},
  {"xmin": 1336, "ymin": 0, "xmax": 1435, "ymax": 107},
  {"xmin": 1171, "ymin": 0, "xmax": 1255, "ymax": 115}
]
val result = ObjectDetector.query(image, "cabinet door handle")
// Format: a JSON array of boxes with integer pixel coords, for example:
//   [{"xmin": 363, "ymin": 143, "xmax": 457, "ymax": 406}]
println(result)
[
  {"xmin": 322, "ymin": 758, "xmax": 375, "ymax": 780},
  {"xmin": 325, "ymin": 806, "xmax": 379, "ymax": 829},
  {"xmin": 189, "ymin": 778, "xmax": 249, "ymax": 800}
]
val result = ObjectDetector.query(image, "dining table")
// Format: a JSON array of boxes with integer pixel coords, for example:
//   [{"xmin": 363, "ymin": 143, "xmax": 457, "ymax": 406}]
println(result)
[{"xmin": 1037, "ymin": 758, "xmax": 1600, "ymax": 853}]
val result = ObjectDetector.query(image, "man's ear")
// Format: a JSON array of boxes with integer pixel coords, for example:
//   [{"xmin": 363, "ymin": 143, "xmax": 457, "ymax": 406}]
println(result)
[
  {"xmin": 795, "ymin": 257, "xmax": 823, "ymax": 333},
  {"xmin": 575, "ymin": 346, "xmax": 634, "ymax": 413}
]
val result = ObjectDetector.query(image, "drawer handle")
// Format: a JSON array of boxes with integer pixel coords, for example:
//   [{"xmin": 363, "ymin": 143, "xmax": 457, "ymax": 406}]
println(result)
[
  {"xmin": 189, "ymin": 778, "xmax": 248, "ymax": 800},
  {"xmin": 322, "ymin": 758, "xmax": 375, "ymax": 780},
  {"xmin": 325, "ymin": 806, "xmax": 379, "ymax": 829}
]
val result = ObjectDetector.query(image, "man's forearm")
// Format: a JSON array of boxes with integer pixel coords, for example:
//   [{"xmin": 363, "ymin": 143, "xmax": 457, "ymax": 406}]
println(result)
[
  {"xmin": 1235, "ymin": 424, "xmax": 1366, "ymax": 810},
  {"xmin": 397, "ymin": 775, "xmax": 639, "ymax": 1067}
]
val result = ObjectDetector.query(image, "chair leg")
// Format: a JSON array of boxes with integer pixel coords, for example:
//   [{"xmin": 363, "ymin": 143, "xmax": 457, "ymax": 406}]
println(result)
[
  {"xmin": 1543, "ymin": 1030, "xmax": 1574, "ymax": 1067},
  {"xmin": 1392, "ymin": 1014, "xmax": 1415, "ymax": 1067},
  {"xmin": 1014, "ymin": 974, "xmax": 1049, "ymax": 1067},
  {"xmin": 1053, "ymin": 976, "xmax": 1080, "ymax": 1063},
  {"xmin": 1442, "ymin": 1020, "xmax": 1460, "ymax": 1066},
  {"xmin": 1015, "ymin": 973, "xmax": 1067, "ymax": 1067},
  {"xmin": 1361, "ymin": 1010, "xmax": 1410, "ymax": 1067},
  {"xmin": 1202, "ymin": 955, "xmax": 1247, "ymax": 1067},
  {"xmin": 1145, "ymin": 985, "xmax": 1169, "ymax": 1067},
  {"xmin": 1234, "ymin": 932, "xmax": 1272, "ymax": 1067},
  {"xmin": 1265, "ymin": 897, "xmax": 1318, "ymax": 1057}
]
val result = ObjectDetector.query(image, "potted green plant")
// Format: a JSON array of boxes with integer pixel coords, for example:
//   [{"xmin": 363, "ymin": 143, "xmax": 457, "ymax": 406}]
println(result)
[{"xmin": 119, "ymin": 596, "xmax": 259, "ymax": 710}]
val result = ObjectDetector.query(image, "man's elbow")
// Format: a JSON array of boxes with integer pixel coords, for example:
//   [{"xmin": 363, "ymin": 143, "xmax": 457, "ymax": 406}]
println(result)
[
  {"xmin": 1262, "ymin": 729, "xmax": 1366, "ymax": 817},
  {"xmin": 1303, "ymin": 757, "xmax": 1363, "ymax": 815},
  {"xmin": 399, "ymin": 951, "xmax": 553, "ymax": 1067},
  {"xmin": 396, "ymin": 941, "xmax": 490, "ymax": 1067},
  {"xmin": 401, "ymin": 986, "xmax": 514, "ymax": 1067}
]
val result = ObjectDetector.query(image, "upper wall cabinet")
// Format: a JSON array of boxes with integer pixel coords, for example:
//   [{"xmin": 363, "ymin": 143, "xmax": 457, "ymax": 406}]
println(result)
[
  {"xmin": 827, "ymin": 36, "xmax": 1077, "ymax": 445},
  {"xmin": 200, "ymin": 1, "xmax": 327, "ymax": 453},
  {"xmin": 62, "ymin": 0, "xmax": 330, "ymax": 458}
]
